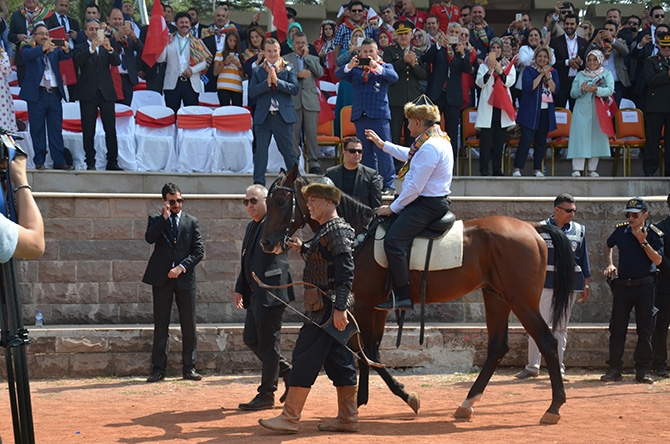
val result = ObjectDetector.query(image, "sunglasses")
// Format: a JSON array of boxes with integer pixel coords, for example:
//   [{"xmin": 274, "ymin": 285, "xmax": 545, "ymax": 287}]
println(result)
[
  {"xmin": 350, "ymin": 9, "xmax": 364, "ymax": 13},
  {"xmin": 625, "ymin": 212, "xmax": 641, "ymax": 219},
  {"xmin": 560, "ymin": 10, "xmax": 570, "ymax": 14},
  {"xmin": 346, "ymin": 148, "xmax": 363, "ymax": 154},
  {"xmin": 627, "ymin": 22, "xmax": 639, "ymax": 27},
  {"xmin": 168, "ymin": 199, "xmax": 184, "ymax": 205},
  {"xmin": 655, "ymin": 14, "xmax": 665, "ymax": 19},
  {"xmin": 243, "ymin": 197, "xmax": 260, "ymax": 206},
  {"xmin": 557, "ymin": 206, "xmax": 576, "ymax": 214},
  {"xmin": 581, "ymin": 25, "xmax": 590, "ymax": 29}
]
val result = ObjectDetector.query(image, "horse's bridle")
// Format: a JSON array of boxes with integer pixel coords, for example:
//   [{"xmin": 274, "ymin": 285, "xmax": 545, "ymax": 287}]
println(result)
[{"xmin": 269, "ymin": 181, "xmax": 308, "ymax": 251}]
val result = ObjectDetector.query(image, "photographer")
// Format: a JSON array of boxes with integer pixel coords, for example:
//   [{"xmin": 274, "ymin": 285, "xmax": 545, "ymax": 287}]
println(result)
[{"xmin": 0, "ymin": 151, "xmax": 45, "ymax": 263}]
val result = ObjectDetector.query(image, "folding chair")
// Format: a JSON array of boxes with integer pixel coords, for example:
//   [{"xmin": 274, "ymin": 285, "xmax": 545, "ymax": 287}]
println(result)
[
  {"xmin": 61, "ymin": 102, "xmax": 87, "ymax": 170},
  {"xmin": 460, "ymin": 107, "xmax": 479, "ymax": 176},
  {"xmin": 317, "ymin": 119, "xmax": 340, "ymax": 159},
  {"xmin": 546, "ymin": 108, "xmax": 571, "ymax": 176},
  {"xmin": 211, "ymin": 106, "xmax": 254, "ymax": 173},
  {"xmin": 130, "ymin": 90, "xmax": 165, "ymax": 113},
  {"xmin": 94, "ymin": 103, "xmax": 137, "ymax": 171},
  {"xmin": 175, "ymin": 106, "xmax": 215, "ymax": 172},
  {"xmin": 198, "ymin": 91, "xmax": 220, "ymax": 109},
  {"xmin": 135, "ymin": 105, "xmax": 177, "ymax": 172},
  {"xmin": 611, "ymin": 108, "xmax": 645, "ymax": 177}
]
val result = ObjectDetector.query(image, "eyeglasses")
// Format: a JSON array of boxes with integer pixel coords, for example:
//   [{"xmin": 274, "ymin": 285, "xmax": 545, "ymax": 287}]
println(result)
[
  {"xmin": 351, "ymin": 9, "xmax": 364, "ymax": 13},
  {"xmin": 560, "ymin": 10, "xmax": 571, "ymax": 14},
  {"xmin": 243, "ymin": 197, "xmax": 260, "ymax": 206},
  {"xmin": 581, "ymin": 25, "xmax": 590, "ymax": 30},
  {"xmin": 345, "ymin": 148, "xmax": 363, "ymax": 154},
  {"xmin": 557, "ymin": 206, "xmax": 577, "ymax": 214},
  {"xmin": 168, "ymin": 199, "xmax": 184, "ymax": 205},
  {"xmin": 625, "ymin": 212, "xmax": 641, "ymax": 219},
  {"xmin": 655, "ymin": 14, "xmax": 665, "ymax": 19},
  {"xmin": 627, "ymin": 22, "xmax": 640, "ymax": 27}
]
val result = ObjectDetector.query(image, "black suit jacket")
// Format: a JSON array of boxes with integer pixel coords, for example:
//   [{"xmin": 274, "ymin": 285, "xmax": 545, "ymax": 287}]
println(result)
[
  {"xmin": 202, "ymin": 34, "xmax": 219, "ymax": 92},
  {"xmin": 73, "ymin": 41, "xmax": 122, "ymax": 101},
  {"xmin": 111, "ymin": 35, "xmax": 144, "ymax": 85},
  {"xmin": 142, "ymin": 212, "xmax": 204, "ymax": 290},
  {"xmin": 235, "ymin": 219, "xmax": 294, "ymax": 308},
  {"xmin": 423, "ymin": 44, "xmax": 472, "ymax": 108},
  {"xmin": 8, "ymin": 10, "xmax": 33, "ymax": 68},
  {"xmin": 43, "ymin": 13, "xmax": 80, "ymax": 35},
  {"xmin": 325, "ymin": 164, "xmax": 383, "ymax": 209},
  {"xmin": 550, "ymin": 34, "xmax": 587, "ymax": 86}
]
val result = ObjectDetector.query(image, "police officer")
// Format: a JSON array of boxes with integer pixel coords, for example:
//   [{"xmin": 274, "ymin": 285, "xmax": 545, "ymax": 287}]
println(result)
[
  {"xmin": 259, "ymin": 182, "xmax": 359, "ymax": 434},
  {"xmin": 602, "ymin": 197, "xmax": 665, "ymax": 384}
]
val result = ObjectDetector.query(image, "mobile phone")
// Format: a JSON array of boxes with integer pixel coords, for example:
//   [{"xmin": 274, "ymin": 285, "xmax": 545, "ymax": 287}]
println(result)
[
  {"xmin": 358, "ymin": 57, "xmax": 370, "ymax": 66},
  {"xmin": 515, "ymin": 13, "xmax": 522, "ymax": 22},
  {"xmin": 52, "ymin": 38, "xmax": 66, "ymax": 47},
  {"xmin": 97, "ymin": 29, "xmax": 105, "ymax": 41},
  {"xmin": 356, "ymin": 37, "xmax": 364, "ymax": 47},
  {"xmin": 124, "ymin": 20, "xmax": 132, "ymax": 28},
  {"xmin": 448, "ymin": 35, "xmax": 459, "ymax": 45}
]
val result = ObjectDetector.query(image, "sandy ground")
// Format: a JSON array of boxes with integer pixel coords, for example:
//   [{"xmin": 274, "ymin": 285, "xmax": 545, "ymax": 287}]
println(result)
[{"xmin": 1, "ymin": 368, "xmax": 669, "ymax": 444}]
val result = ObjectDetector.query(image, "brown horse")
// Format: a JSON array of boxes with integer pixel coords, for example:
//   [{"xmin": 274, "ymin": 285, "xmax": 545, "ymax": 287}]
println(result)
[{"xmin": 260, "ymin": 166, "xmax": 575, "ymax": 424}]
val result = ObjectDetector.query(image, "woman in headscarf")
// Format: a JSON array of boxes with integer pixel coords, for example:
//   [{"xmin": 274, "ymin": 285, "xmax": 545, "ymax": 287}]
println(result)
[
  {"xmin": 411, "ymin": 28, "xmax": 431, "ymax": 53},
  {"xmin": 281, "ymin": 22, "xmax": 318, "ymax": 57},
  {"xmin": 513, "ymin": 46, "xmax": 559, "ymax": 177},
  {"xmin": 314, "ymin": 20, "xmax": 337, "ymax": 82},
  {"xmin": 376, "ymin": 28, "xmax": 393, "ymax": 58},
  {"xmin": 474, "ymin": 37, "xmax": 516, "ymax": 176},
  {"xmin": 566, "ymin": 49, "xmax": 614, "ymax": 177}
]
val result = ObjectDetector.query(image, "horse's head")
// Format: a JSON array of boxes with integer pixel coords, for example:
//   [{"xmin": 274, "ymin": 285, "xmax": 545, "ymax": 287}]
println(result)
[{"xmin": 260, "ymin": 165, "xmax": 319, "ymax": 254}]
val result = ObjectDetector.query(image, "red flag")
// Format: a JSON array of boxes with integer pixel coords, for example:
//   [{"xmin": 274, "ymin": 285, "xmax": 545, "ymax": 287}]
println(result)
[
  {"xmin": 264, "ymin": 0, "xmax": 289, "ymax": 42},
  {"xmin": 595, "ymin": 95, "xmax": 618, "ymax": 137},
  {"xmin": 487, "ymin": 55, "xmax": 517, "ymax": 122},
  {"xmin": 141, "ymin": 0, "xmax": 170, "ymax": 68},
  {"xmin": 48, "ymin": 26, "xmax": 77, "ymax": 85},
  {"xmin": 318, "ymin": 90, "xmax": 335, "ymax": 123},
  {"xmin": 111, "ymin": 66, "xmax": 124, "ymax": 101}
]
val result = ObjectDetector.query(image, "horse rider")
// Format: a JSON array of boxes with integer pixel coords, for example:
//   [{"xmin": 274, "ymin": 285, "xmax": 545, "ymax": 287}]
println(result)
[
  {"xmin": 259, "ymin": 182, "xmax": 359, "ymax": 433},
  {"xmin": 365, "ymin": 95, "xmax": 454, "ymax": 310}
]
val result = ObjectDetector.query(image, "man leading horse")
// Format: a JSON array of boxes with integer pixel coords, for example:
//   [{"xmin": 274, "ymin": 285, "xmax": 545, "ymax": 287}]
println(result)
[{"xmin": 365, "ymin": 95, "xmax": 454, "ymax": 310}]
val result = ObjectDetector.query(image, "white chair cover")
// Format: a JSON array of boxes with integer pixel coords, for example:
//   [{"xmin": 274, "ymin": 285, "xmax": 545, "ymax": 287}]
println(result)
[
  {"xmin": 135, "ymin": 105, "xmax": 177, "ymax": 172},
  {"xmin": 327, "ymin": 96, "xmax": 337, "ymax": 106},
  {"xmin": 242, "ymin": 79, "xmax": 248, "ymax": 107},
  {"xmin": 175, "ymin": 106, "xmax": 215, "ymax": 172},
  {"xmin": 267, "ymin": 136, "xmax": 305, "ymax": 174},
  {"xmin": 130, "ymin": 90, "xmax": 165, "ymax": 113},
  {"xmin": 12, "ymin": 99, "xmax": 39, "ymax": 168},
  {"xmin": 94, "ymin": 103, "xmax": 137, "ymax": 171},
  {"xmin": 9, "ymin": 86, "xmax": 20, "ymax": 99},
  {"xmin": 61, "ymin": 102, "xmax": 87, "ymax": 170},
  {"xmin": 319, "ymin": 80, "xmax": 338, "ymax": 94},
  {"xmin": 211, "ymin": 106, "xmax": 253, "ymax": 173},
  {"xmin": 198, "ymin": 92, "xmax": 220, "ymax": 108}
]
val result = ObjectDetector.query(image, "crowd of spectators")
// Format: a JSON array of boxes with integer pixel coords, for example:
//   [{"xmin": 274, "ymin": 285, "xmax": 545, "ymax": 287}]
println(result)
[{"xmin": 0, "ymin": 1, "xmax": 669, "ymax": 176}]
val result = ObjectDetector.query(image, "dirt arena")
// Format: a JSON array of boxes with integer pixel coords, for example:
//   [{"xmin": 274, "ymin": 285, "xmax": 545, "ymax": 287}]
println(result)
[{"xmin": 1, "ymin": 368, "xmax": 669, "ymax": 443}]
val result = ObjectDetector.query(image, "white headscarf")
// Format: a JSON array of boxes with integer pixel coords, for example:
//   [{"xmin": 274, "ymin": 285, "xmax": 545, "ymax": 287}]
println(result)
[{"xmin": 582, "ymin": 49, "xmax": 606, "ymax": 78}]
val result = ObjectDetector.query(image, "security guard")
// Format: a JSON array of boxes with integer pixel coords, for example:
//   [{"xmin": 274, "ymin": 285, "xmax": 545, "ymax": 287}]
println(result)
[
  {"xmin": 383, "ymin": 20, "xmax": 428, "ymax": 150},
  {"xmin": 602, "ymin": 197, "xmax": 665, "ymax": 384}
]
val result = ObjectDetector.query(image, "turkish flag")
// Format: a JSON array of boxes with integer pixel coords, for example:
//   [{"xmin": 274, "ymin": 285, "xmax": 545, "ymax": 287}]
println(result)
[
  {"xmin": 142, "ymin": 0, "xmax": 170, "ymax": 68},
  {"xmin": 264, "ymin": 0, "xmax": 289, "ymax": 42},
  {"xmin": 48, "ymin": 26, "xmax": 77, "ymax": 85},
  {"xmin": 595, "ymin": 95, "xmax": 618, "ymax": 137}
]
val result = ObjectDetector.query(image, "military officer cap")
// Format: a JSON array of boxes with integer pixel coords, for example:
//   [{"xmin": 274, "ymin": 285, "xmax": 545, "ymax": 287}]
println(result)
[
  {"xmin": 394, "ymin": 20, "xmax": 414, "ymax": 35},
  {"xmin": 658, "ymin": 32, "xmax": 670, "ymax": 47},
  {"xmin": 623, "ymin": 197, "xmax": 648, "ymax": 213}
]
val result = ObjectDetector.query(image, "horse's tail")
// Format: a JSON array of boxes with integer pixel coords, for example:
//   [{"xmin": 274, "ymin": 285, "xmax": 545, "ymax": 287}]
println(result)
[{"xmin": 534, "ymin": 224, "xmax": 575, "ymax": 330}]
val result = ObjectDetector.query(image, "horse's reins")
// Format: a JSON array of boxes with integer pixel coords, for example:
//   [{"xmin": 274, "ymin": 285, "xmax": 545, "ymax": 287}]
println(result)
[{"xmin": 270, "ymin": 182, "xmax": 308, "ymax": 251}]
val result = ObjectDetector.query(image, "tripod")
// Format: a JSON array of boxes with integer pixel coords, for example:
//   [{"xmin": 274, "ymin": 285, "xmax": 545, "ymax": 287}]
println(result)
[{"xmin": 1, "ymin": 129, "xmax": 35, "ymax": 443}]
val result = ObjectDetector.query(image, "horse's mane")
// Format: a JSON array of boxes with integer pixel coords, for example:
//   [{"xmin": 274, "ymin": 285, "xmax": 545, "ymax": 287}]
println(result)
[{"xmin": 337, "ymin": 193, "xmax": 376, "ymax": 234}]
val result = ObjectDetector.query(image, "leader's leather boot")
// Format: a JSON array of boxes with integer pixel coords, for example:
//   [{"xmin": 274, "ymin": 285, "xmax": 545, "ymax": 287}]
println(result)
[
  {"xmin": 259, "ymin": 386, "xmax": 310, "ymax": 433},
  {"xmin": 317, "ymin": 385, "xmax": 359, "ymax": 432}
]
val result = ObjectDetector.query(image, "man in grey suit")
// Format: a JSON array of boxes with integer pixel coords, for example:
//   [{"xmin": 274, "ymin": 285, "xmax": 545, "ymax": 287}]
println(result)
[
  {"xmin": 248, "ymin": 38, "xmax": 299, "ymax": 185},
  {"xmin": 284, "ymin": 32, "xmax": 324, "ymax": 174},
  {"xmin": 586, "ymin": 20, "xmax": 629, "ymax": 105},
  {"xmin": 325, "ymin": 137, "xmax": 383, "ymax": 209}
]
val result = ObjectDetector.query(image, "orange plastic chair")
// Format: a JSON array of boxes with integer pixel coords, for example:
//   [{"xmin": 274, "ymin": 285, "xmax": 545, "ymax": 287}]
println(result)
[
  {"xmin": 317, "ymin": 119, "xmax": 341, "ymax": 162},
  {"xmin": 546, "ymin": 108, "xmax": 571, "ymax": 176},
  {"xmin": 611, "ymin": 108, "xmax": 645, "ymax": 177},
  {"xmin": 339, "ymin": 106, "xmax": 357, "ymax": 163},
  {"xmin": 460, "ymin": 107, "xmax": 479, "ymax": 176}
]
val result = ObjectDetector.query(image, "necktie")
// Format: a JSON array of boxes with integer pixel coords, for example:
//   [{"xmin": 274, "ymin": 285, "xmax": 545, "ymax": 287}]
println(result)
[
  {"xmin": 170, "ymin": 213, "xmax": 178, "ymax": 241},
  {"xmin": 60, "ymin": 15, "xmax": 66, "ymax": 31}
]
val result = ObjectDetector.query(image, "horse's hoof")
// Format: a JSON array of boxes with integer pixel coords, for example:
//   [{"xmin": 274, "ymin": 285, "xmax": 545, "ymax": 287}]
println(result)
[
  {"xmin": 540, "ymin": 412, "xmax": 561, "ymax": 424},
  {"xmin": 407, "ymin": 392, "xmax": 420, "ymax": 414},
  {"xmin": 453, "ymin": 406, "xmax": 473, "ymax": 419}
]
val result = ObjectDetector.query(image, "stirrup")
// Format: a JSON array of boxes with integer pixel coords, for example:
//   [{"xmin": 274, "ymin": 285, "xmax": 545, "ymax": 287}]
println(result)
[{"xmin": 375, "ymin": 294, "xmax": 413, "ymax": 311}]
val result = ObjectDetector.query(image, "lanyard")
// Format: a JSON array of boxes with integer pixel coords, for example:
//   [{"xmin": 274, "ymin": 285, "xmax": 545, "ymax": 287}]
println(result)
[
  {"xmin": 178, "ymin": 35, "xmax": 189, "ymax": 56},
  {"xmin": 441, "ymin": 5, "xmax": 454, "ymax": 21}
]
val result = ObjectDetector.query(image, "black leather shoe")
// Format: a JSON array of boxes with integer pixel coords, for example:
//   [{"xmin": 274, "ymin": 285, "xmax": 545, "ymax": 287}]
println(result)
[
  {"xmin": 381, "ymin": 186, "xmax": 395, "ymax": 196},
  {"xmin": 54, "ymin": 164, "xmax": 74, "ymax": 170},
  {"xmin": 654, "ymin": 367, "xmax": 670, "ymax": 378},
  {"xmin": 86, "ymin": 163, "xmax": 96, "ymax": 170},
  {"xmin": 600, "ymin": 368, "xmax": 622, "ymax": 382},
  {"xmin": 309, "ymin": 166, "xmax": 323, "ymax": 175},
  {"xmin": 183, "ymin": 369, "xmax": 203, "ymax": 381},
  {"xmin": 635, "ymin": 371, "xmax": 654, "ymax": 384},
  {"xmin": 34, "ymin": 164, "xmax": 45, "ymax": 170},
  {"xmin": 279, "ymin": 369, "xmax": 291, "ymax": 403},
  {"xmin": 238, "ymin": 396, "xmax": 274, "ymax": 411},
  {"xmin": 146, "ymin": 372, "xmax": 165, "ymax": 383},
  {"xmin": 375, "ymin": 297, "xmax": 413, "ymax": 310},
  {"xmin": 106, "ymin": 163, "xmax": 122, "ymax": 171}
]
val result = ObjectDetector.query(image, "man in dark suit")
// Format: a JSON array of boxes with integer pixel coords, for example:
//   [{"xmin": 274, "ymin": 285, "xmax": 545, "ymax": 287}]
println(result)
[
  {"xmin": 235, "ymin": 184, "xmax": 294, "ymax": 411},
  {"xmin": 43, "ymin": 0, "xmax": 79, "ymax": 48},
  {"xmin": 326, "ymin": 137, "xmax": 383, "ymax": 209},
  {"xmin": 75, "ymin": 3, "xmax": 102, "ymax": 45},
  {"xmin": 139, "ymin": 11, "xmax": 176, "ymax": 94},
  {"xmin": 142, "ymin": 183, "xmax": 205, "ymax": 383},
  {"xmin": 336, "ymin": 38, "xmax": 398, "ymax": 195},
  {"xmin": 8, "ymin": 0, "xmax": 53, "ymax": 85},
  {"xmin": 73, "ymin": 18, "xmax": 121, "ymax": 171},
  {"xmin": 631, "ymin": 18, "xmax": 669, "ymax": 111},
  {"xmin": 19, "ymin": 23, "xmax": 73, "ymax": 170},
  {"xmin": 384, "ymin": 20, "xmax": 427, "ymax": 150},
  {"xmin": 108, "ymin": 7, "xmax": 142, "ymax": 106},
  {"xmin": 642, "ymin": 32, "xmax": 670, "ymax": 177},
  {"xmin": 423, "ymin": 22, "xmax": 471, "ymax": 159},
  {"xmin": 550, "ymin": 13, "xmax": 587, "ymax": 109},
  {"xmin": 248, "ymin": 38, "xmax": 299, "ymax": 186},
  {"xmin": 187, "ymin": 7, "xmax": 207, "ymax": 39}
]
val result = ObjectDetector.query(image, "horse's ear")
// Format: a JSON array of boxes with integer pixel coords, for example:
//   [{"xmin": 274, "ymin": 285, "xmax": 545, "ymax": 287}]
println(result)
[
  {"xmin": 286, "ymin": 163, "xmax": 299, "ymax": 181},
  {"xmin": 279, "ymin": 167, "xmax": 286, "ymax": 174}
]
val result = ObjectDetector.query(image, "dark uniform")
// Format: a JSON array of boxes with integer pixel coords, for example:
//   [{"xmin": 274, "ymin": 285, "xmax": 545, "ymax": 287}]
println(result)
[
  {"xmin": 652, "ymin": 212, "xmax": 670, "ymax": 376},
  {"xmin": 290, "ymin": 217, "xmax": 357, "ymax": 387},
  {"xmin": 605, "ymin": 221, "xmax": 664, "ymax": 377},
  {"xmin": 642, "ymin": 52, "xmax": 670, "ymax": 176},
  {"xmin": 383, "ymin": 21, "xmax": 428, "ymax": 148}
]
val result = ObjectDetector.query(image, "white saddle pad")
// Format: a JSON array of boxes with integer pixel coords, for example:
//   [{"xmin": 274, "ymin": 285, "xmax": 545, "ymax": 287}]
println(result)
[{"xmin": 374, "ymin": 220, "xmax": 464, "ymax": 271}]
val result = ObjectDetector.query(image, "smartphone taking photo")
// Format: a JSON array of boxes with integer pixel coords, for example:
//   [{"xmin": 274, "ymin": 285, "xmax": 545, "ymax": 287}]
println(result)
[
  {"xmin": 51, "ymin": 38, "xmax": 66, "ymax": 47},
  {"xmin": 358, "ymin": 57, "xmax": 371, "ymax": 66}
]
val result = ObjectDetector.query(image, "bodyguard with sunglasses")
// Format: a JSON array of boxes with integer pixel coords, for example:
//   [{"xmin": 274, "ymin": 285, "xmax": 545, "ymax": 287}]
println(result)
[
  {"xmin": 234, "ymin": 184, "xmax": 294, "ymax": 411},
  {"xmin": 142, "ymin": 183, "xmax": 204, "ymax": 383},
  {"xmin": 515, "ymin": 193, "xmax": 590, "ymax": 382},
  {"xmin": 602, "ymin": 197, "xmax": 664, "ymax": 384}
]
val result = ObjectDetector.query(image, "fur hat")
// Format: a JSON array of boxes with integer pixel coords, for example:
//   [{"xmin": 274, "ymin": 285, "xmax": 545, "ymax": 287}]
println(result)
[
  {"xmin": 404, "ymin": 94, "xmax": 441, "ymax": 123},
  {"xmin": 302, "ymin": 182, "xmax": 341, "ymax": 205}
]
